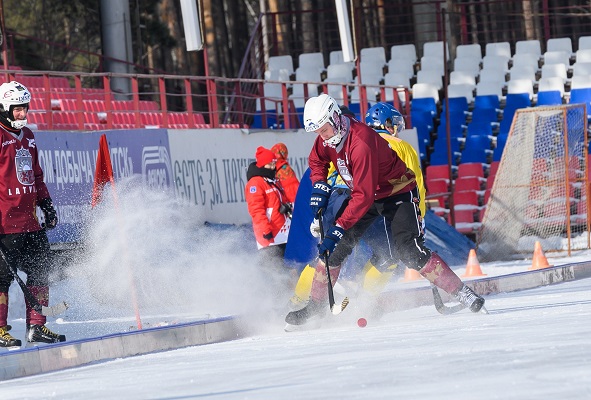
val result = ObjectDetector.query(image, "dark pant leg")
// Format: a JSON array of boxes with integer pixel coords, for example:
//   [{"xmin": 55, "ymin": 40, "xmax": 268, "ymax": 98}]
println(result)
[
  {"xmin": 19, "ymin": 231, "xmax": 53, "ymax": 287},
  {"xmin": 328, "ymin": 205, "xmax": 381, "ymax": 267},
  {"xmin": 378, "ymin": 190, "xmax": 431, "ymax": 271}
]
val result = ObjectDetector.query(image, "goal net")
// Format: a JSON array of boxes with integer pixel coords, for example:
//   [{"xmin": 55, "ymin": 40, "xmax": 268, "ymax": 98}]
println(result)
[{"xmin": 478, "ymin": 104, "xmax": 589, "ymax": 261}]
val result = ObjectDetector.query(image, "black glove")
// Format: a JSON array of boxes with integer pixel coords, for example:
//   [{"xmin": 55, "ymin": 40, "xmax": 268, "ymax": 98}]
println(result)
[
  {"xmin": 279, "ymin": 202, "xmax": 293, "ymax": 218},
  {"xmin": 39, "ymin": 198, "xmax": 58, "ymax": 229},
  {"xmin": 263, "ymin": 231, "xmax": 274, "ymax": 240},
  {"xmin": 310, "ymin": 181, "xmax": 331, "ymax": 217},
  {"xmin": 318, "ymin": 225, "xmax": 345, "ymax": 257}
]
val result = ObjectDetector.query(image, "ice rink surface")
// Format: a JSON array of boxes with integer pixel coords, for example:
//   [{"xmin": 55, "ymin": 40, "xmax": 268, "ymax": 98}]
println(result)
[{"xmin": 1, "ymin": 256, "xmax": 591, "ymax": 399}]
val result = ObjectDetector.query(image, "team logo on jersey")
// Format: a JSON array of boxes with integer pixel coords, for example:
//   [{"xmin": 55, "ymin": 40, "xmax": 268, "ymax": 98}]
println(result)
[
  {"xmin": 249, "ymin": 186, "xmax": 257, "ymax": 193},
  {"xmin": 336, "ymin": 158, "xmax": 353, "ymax": 188},
  {"xmin": 15, "ymin": 147, "xmax": 34, "ymax": 185}
]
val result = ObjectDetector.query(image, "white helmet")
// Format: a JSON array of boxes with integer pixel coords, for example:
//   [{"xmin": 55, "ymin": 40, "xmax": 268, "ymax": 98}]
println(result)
[
  {"xmin": 0, "ymin": 81, "xmax": 31, "ymax": 130},
  {"xmin": 303, "ymin": 94, "xmax": 343, "ymax": 146}
]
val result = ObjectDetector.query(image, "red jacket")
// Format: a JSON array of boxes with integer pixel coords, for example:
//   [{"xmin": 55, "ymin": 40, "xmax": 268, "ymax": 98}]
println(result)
[
  {"xmin": 0, "ymin": 125, "xmax": 51, "ymax": 234},
  {"xmin": 245, "ymin": 163, "xmax": 290, "ymax": 249},
  {"xmin": 271, "ymin": 143, "xmax": 299, "ymax": 203},
  {"xmin": 309, "ymin": 116, "xmax": 416, "ymax": 230}
]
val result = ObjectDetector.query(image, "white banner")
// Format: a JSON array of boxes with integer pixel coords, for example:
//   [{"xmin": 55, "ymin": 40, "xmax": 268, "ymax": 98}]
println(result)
[{"xmin": 168, "ymin": 129, "xmax": 315, "ymax": 224}]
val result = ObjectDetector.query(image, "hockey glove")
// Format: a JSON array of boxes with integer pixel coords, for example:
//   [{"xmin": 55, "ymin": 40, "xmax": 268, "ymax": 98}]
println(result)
[
  {"xmin": 310, "ymin": 218, "xmax": 321, "ymax": 238},
  {"xmin": 39, "ymin": 198, "xmax": 58, "ymax": 230},
  {"xmin": 309, "ymin": 181, "xmax": 331, "ymax": 217},
  {"xmin": 263, "ymin": 231, "xmax": 274, "ymax": 241},
  {"xmin": 318, "ymin": 225, "xmax": 345, "ymax": 257}
]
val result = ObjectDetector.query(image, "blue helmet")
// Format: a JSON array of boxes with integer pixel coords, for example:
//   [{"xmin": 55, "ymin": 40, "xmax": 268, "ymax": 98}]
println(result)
[{"xmin": 364, "ymin": 102, "xmax": 405, "ymax": 136}]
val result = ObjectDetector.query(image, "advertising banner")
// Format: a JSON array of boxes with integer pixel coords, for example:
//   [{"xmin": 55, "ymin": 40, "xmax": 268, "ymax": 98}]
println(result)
[
  {"xmin": 168, "ymin": 129, "xmax": 314, "ymax": 225},
  {"xmin": 34, "ymin": 128, "xmax": 314, "ymax": 243}
]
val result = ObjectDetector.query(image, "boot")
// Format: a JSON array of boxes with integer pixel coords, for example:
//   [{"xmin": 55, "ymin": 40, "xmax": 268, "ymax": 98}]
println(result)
[
  {"xmin": 456, "ymin": 284, "xmax": 485, "ymax": 313},
  {"xmin": 26, "ymin": 286, "xmax": 66, "ymax": 343},
  {"xmin": 26, "ymin": 324, "xmax": 66, "ymax": 343},
  {"xmin": 420, "ymin": 253, "xmax": 485, "ymax": 313},
  {"xmin": 0, "ymin": 292, "xmax": 20, "ymax": 347},
  {"xmin": 285, "ymin": 260, "xmax": 340, "ymax": 326},
  {"xmin": 0, "ymin": 325, "xmax": 21, "ymax": 347},
  {"xmin": 285, "ymin": 298, "xmax": 326, "ymax": 325}
]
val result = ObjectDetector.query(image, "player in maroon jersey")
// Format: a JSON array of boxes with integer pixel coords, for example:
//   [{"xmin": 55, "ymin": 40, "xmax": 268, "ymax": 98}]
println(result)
[
  {"xmin": 0, "ymin": 81, "xmax": 65, "ymax": 346},
  {"xmin": 285, "ymin": 94, "xmax": 484, "ymax": 327}
]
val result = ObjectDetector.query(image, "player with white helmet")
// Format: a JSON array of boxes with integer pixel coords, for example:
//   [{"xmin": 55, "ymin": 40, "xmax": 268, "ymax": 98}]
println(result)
[
  {"xmin": 0, "ymin": 81, "xmax": 65, "ymax": 347},
  {"xmin": 303, "ymin": 93, "xmax": 344, "ymax": 147},
  {"xmin": 0, "ymin": 81, "xmax": 31, "ymax": 130},
  {"xmin": 285, "ymin": 94, "xmax": 484, "ymax": 328}
]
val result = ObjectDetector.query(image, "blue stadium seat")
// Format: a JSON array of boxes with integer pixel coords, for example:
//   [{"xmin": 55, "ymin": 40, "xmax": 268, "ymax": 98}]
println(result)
[
  {"xmin": 474, "ymin": 95, "xmax": 500, "ymax": 111},
  {"xmin": 498, "ymin": 93, "xmax": 531, "ymax": 135},
  {"xmin": 439, "ymin": 109, "xmax": 468, "ymax": 126},
  {"xmin": 493, "ymin": 133, "xmax": 508, "ymax": 161},
  {"xmin": 569, "ymin": 88, "xmax": 591, "ymax": 120},
  {"xmin": 504, "ymin": 92, "xmax": 531, "ymax": 112},
  {"xmin": 471, "ymin": 107, "xmax": 498, "ymax": 124},
  {"xmin": 442, "ymin": 97, "xmax": 469, "ymax": 113},
  {"xmin": 536, "ymin": 90, "xmax": 563, "ymax": 106},
  {"xmin": 467, "ymin": 120, "xmax": 493, "ymax": 137},
  {"xmin": 411, "ymin": 109, "xmax": 435, "ymax": 133},
  {"xmin": 430, "ymin": 147, "xmax": 460, "ymax": 166},
  {"xmin": 461, "ymin": 147, "xmax": 490, "ymax": 164},
  {"xmin": 462, "ymin": 135, "xmax": 493, "ymax": 164},
  {"xmin": 251, "ymin": 111, "xmax": 279, "ymax": 129},
  {"xmin": 411, "ymin": 97, "xmax": 438, "ymax": 117},
  {"xmin": 436, "ymin": 122, "xmax": 465, "ymax": 139},
  {"xmin": 464, "ymin": 134, "xmax": 493, "ymax": 151},
  {"xmin": 433, "ymin": 136, "xmax": 462, "ymax": 155}
]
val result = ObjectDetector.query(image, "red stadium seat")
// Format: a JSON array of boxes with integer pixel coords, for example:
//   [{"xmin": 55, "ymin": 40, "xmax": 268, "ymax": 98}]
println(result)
[
  {"xmin": 453, "ymin": 190, "xmax": 480, "ymax": 211},
  {"xmin": 454, "ymin": 176, "xmax": 482, "ymax": 192},
  {"xmin": 457, "ymin": 162, "xmax": 485, "ymax": 179}
]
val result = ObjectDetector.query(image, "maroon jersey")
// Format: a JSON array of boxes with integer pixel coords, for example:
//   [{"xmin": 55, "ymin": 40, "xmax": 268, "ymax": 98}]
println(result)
[
  {"xmin": 0, "ymin": 126, "xmax": 51, "ymax": 234},
  {"xmin": 309, "ymin": 116, "xmax": 416, "ymax": 230}
]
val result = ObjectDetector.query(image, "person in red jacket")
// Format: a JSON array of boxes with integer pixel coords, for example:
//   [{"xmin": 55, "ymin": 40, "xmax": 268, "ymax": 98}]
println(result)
[
  {"xmin": 271, "ymin": 142, "xmax": 299, "ymax": 204},
  {"xmin": 0, "ymin": 81, "xmax": 66, "ymax": 347},
  {"xmin": 285, "ymin": 94, "xmax": 485, "ymax": 327},
  {"xmin": 245, "ymin": 146, "xmax": 292, "ymax": 271}
]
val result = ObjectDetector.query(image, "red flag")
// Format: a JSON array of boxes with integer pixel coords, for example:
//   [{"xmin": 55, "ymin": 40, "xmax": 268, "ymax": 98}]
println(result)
[{"xmin": 91, "ymin": 134, "xmax": 115, "ymax": 207}]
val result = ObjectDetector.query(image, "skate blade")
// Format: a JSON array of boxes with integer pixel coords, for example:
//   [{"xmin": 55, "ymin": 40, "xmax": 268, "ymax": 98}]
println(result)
[
  {"xmin": 284, "ymin": 318, "xmax": 323, "ymax": 332},
  {"xmin": 1, "ymin": 345, "xmax": 22, "ymax": 351},
  {"xmin": 479, "ymin": 306, "xmax": 489, "ymax": 314}
]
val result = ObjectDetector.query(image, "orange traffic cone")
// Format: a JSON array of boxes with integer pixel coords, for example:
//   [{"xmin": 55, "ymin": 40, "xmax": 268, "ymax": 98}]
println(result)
[
  {"xmin": 403, "ymin": 267, "xmax": 423, "ymax": 282},
  {"xmin": 529, "ymin": 241, "xmax": 552, "ymax": 270},
  {"xmin": 462, "ymin": 249, "xmax": 487, "ymax": 277}
]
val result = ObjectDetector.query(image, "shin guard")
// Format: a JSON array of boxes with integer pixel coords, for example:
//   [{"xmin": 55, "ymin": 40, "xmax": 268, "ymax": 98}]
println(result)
[
  {"xmin": 310, "ymin": 260, "xmax": 341, "ymax": 302},
  {"xmin": 26, "ymin": 286, "xmax": 48, "ymax": 326},
  {"xmin": 419, "ymin": 253, "xmax": 464, "ymax": 295},
  {"xmin": 0, "ymin": 292, "xmax": 8, "ymax": 327}
]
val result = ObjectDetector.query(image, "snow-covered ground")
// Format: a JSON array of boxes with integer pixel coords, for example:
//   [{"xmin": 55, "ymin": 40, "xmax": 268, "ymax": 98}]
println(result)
[{"xmin": 1, "ymin": 183, "xmax": 590, "ymax": 398}]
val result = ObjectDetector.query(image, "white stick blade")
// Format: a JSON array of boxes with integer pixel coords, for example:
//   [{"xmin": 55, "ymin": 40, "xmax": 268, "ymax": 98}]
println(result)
[{"xmin": 41, "ymin": 302, "xmax": 69, "ymax": 317}]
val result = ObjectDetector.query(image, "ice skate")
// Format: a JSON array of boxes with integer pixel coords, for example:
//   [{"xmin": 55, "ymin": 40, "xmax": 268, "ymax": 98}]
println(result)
[
  {"xmin": 284, "ymin": 299, "xmax": 326, "ymax": 331},
  {"xmin": 0, "ymin": 325, "xmax": 21, "ymax": 347},
  {"xmin": 26, "ymin": 324, "xmax": 66, "ymax": 344},
  {"xmin": 456, "ymin": 285, "xmax": 485, "ymax": 313}
]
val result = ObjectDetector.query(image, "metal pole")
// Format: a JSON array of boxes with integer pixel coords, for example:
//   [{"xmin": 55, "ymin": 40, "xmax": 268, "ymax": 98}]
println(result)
[{"xmin": 0, "ymin": 0, "xmax": 9, "ymax": 81}]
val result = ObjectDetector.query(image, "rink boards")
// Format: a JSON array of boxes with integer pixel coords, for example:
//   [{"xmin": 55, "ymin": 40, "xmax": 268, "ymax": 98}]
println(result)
[
  {"xmin": 0, "ymin": 316, "xmax": 244, "ymax": 381},
  {"xmin": 1, "ymin": 261, "xmax": 591, "ymax": 381},
  {"xmin": 378, "ymin": 260, "xmax": 591, "ymax": 311}
]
